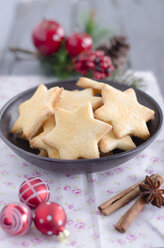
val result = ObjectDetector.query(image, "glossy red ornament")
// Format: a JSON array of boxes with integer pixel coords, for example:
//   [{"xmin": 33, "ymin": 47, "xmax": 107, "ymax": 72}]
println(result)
[
  {"xmin": 66, "ymin": 32, "xmax": 93, "ymax": 57},
  {"xmin": 32, "ymin": 19, "xmax": 64, "ymax": 55},
  {"xmin": 33, "ymin": 201, "xmax": 67, "ymax": 236},
  {"xmin": 19, "ymin": 177, "xmax": 50, "ymax": 209},
  {"xmin": 0, "ymin": 202, "xmax": 32, "ymax": 236}
]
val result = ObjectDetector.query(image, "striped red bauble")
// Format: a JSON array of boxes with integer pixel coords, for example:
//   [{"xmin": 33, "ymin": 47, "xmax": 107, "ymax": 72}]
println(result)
[{"xmin": 0, "ymin": 202, "xmax": 32, "ymax": 236}]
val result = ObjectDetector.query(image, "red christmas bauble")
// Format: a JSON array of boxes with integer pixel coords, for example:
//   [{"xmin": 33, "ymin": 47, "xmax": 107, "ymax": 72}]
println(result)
[
  {"xmin": 19, "ymin": 177, "xmax": 50, "ymax": 209},
  {"xmin": 0, "ymin": 202, "xmax": 32, "ymax": 236},
  {"xmin": 34, "ymin": 201, "xmax": 67, "ymax": 236},
  {"xmin": 32, "ymin": 20, "xmax": 64, "ymax": 55},
  {"xmin": 66, "ymin": 32, "xmax": 93, "ymax": 57}
]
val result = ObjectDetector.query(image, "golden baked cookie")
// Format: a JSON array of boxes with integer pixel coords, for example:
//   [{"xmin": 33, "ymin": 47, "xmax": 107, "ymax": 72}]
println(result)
[
  {"xmin": 30, "ymin": 117, "xmax": 59, "ymax": 159},
  {"xmin": 76, "ymin": 77, "xmax": 106, "ymax": 93},
  {"xmin": 57, "ymin": 88, "xmax": 102, "ymax": 111},
  {"xmin": 44, "ymin": 102, "xmax": 112, "ymax": 160},
  {"xmin": 99, "ymin": 130, "xmax": 136, "ymax": 153},
  {"xmin": 11, "ymin": 84, "xmax": 63, "ymax": 140},
  {"xmin": 95, "ymin": 85, "xmax": 154, "ymax": 139}
]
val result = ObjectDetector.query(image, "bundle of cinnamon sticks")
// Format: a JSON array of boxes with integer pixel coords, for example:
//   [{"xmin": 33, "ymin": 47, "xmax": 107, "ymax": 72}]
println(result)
[{"xmin": 98, "ymin": 174, "xmax": 164, "ymax": 233}]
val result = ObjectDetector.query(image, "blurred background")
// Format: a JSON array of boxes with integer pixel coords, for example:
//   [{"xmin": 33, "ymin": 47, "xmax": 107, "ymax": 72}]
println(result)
[{"xmin": 0, "ymin": 0, "xmax": 164, "ymax": 95}]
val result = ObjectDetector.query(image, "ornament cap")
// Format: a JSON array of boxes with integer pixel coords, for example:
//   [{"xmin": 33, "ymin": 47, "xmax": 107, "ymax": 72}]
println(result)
[{"xmin": 57, "ymin": 229, "xmax": 70, "ymax": 243}]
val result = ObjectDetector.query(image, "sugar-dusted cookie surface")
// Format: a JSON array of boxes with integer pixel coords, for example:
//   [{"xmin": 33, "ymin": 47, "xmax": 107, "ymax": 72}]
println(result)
[
  {"xmin": 95, "ymin": 85, "xmax": 154, "ymax": 139},
  {"xmin": 30, "ymin": 117, "xmax": 59, "ymax": 159},
  {"xmin": 44, "ymin": 102, "xmax": 112, "ymax": 160},
  {"xmin": 76, "ymin": 77, "xmax": 106, "ymax": 93},
  {"xmin": 99, "ymin": 130, "xmax": 136, "ymax": 153},
  {"xmin": 11, "ymin": 84, "xmax": 63, "ymax": 140},
  {"xmin": 57, "ymin": 88, "xmax": 102, "ymax": 111}
]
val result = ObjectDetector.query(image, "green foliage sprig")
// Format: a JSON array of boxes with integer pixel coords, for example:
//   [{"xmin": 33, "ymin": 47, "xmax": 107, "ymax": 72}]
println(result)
[{"xmin": 40, "ymin": 41, "xmax": 77, "ymax": 79}]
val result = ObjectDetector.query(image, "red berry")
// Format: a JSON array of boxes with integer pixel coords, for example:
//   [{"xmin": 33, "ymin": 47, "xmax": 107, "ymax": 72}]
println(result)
[
  {"xmin": 73, "ymin": 50, "xmax": 114, "ymax": 79},
  {"xmin": 66, "ymin": 33, "xmax": 93, "ymax": 57},
  {"xmin": 93, "ymin": 72, "xmax": 106, "ymax": 80},
  {"xmin": 94, "ymin": 50, "xmax": 105, "ymax": 57},
  {"xmin": 32, "ymin": 20, "xmax": 64, "ymax": 56}
]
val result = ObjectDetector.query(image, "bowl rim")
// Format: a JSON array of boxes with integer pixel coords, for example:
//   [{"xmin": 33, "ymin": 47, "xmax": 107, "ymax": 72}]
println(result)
[{"xmin": 0, "ymin": 79, "xmax": 163, "ymax": 164}]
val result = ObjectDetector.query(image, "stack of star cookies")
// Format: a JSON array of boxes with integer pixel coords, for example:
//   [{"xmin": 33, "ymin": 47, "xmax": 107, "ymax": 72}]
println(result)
[{"xmin": 11, "ymin": 77, "xmax": 154, "ymax": 160}]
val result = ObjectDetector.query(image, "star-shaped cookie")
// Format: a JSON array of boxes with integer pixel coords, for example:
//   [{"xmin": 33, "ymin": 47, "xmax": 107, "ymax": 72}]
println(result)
[
  {"xmin": 76, "ymin": 77, "xmax": 106, "ymax": 93},
  {"xmin": 56, "ymin": 88, "xmax": 102, "ymax": 111},
  {"xmin": 44, "ymin": 102, "xmax": 112, "ymax": 160},
  {"xmin": 99, "ymin": 130, "xmax": 136, "ymax": 153},
  {"xmin": 11, "ymin": 84, "xmax": 63, "ymax": 139},
  {"xmin": 94, "ymin": 85, "xmax": 154, "ymax": 139},
  {"xmin": 30, "ymin": 117, "xmax": 59, "ymax": 159}
]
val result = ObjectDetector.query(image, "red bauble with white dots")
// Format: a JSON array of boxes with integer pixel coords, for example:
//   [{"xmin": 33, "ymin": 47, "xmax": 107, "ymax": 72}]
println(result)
[
  {"xmin": 33, "ymin": 201, "xmax": 67, "ymax": 236},
  {"xmin": 19, "ymin": 177, "xmax": 50, "ymax": 209},
  {"xmin": 0, "ymin": 202, "xmax": 32, "ymax": 236},
  {"xmin": 32, "ymin": 19, "xmax": 65, "ymax": 56},
  {"xmin": 66, "ymin": 32, "xmax": 93, "ymax": 57}
]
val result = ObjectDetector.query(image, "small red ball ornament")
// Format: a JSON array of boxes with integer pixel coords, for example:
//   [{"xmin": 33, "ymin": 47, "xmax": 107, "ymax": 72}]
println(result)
[
  {"xmin": 32, "ymin": 19, "xmax": 65, "ymax": 55},
  {"xmin": 0, "ymin": 202, "xmax": 32, "ymax": 236},
  {"xmin": 34, "ymin": 201, "xmax": 67, "ymax": 236},
  {"xmin": 66, "ymin": 32, "xmax": 93, "ymax": 57},
  {"xmin": 19, "ymin": 177, "xmax": 50, "ymax": 209}
]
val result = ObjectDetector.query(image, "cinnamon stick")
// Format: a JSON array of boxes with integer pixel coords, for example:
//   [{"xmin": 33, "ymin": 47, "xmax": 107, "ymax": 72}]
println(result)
[
  {"xmin": 98, "ymin": 174, "xmax": 159, "ymax": 216},
  {"xmin": 115, "ymin": 175, "xmax": 164, "ymax": 233},
  {"xmin": 115, "ymin": 197, "xmax": 145, "ymax": 233}
]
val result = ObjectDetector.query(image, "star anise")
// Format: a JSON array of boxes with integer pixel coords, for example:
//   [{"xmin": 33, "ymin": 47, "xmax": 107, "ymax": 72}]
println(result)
[{"xmin": 139, "ymin": 175, "xmax": 164, "ymax": 208}]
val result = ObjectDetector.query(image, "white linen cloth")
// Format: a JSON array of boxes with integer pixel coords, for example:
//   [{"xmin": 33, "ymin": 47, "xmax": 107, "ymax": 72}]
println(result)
[{"xmin": 0, "ymin": 72, "xmax": 163, "ymax": 248}]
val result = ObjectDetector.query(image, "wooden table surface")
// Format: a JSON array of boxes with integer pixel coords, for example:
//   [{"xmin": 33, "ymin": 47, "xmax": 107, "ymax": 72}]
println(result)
[{"xmin": 0, "ymin": 0, "xmax": 164, "ymax": 95}]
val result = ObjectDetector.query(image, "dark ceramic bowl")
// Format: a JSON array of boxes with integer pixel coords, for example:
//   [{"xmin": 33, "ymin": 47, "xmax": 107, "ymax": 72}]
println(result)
[{"xmin": 0, "ymin": 80, "xmax": 163, "ymax": 174}]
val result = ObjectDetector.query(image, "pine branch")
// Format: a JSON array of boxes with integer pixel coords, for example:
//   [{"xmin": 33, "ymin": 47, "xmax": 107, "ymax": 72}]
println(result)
[{"xmin": 110, "ymin": 69, "xmax": 145, "ymax": 89}]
